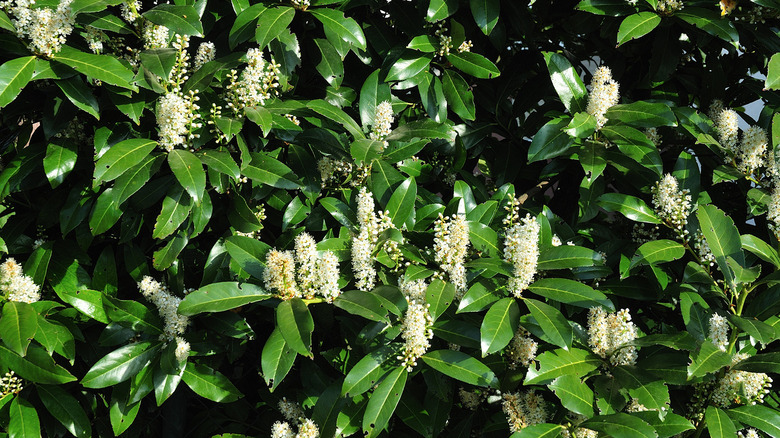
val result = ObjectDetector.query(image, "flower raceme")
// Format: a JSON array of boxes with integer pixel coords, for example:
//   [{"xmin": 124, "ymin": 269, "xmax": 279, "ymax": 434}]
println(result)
[
  {"xmin": 1, "ymin": 0, "xmax": 75, "ymax": 57},
  {"xmin": 264, "ymin": 233, "xmax": 341, "ymax": 302},
  {"xmin": 587, "ymin": 307, "xmax": 638, "ymax": 366},
  {"xmin": 0, "ymin": 257, "xmax": 40, "ymax": 303},
  {"xmin": 137, "ymin": 276, "xmax": 190, "ymax": 362},
  {"xmin": 652, "ymin": 174, "xmax": 691, "ymax": 234},
  {"xmin": 351, "ymin": 187, "xmax": 393, "ymax": 291},
  {"xmin": 586, "ymin": 66, "xmax": 619, "ymax": 129},
  {"xmin": 503, "ymin": 214, "xmax": 540, "ymax": 297},
  {"xmin": 433, "ymin": 213, "xmax": 470, "ymax": 294}
]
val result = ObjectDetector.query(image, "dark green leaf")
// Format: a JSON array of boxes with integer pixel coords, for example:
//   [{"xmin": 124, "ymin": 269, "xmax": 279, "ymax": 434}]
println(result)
[
  {"xmin": 425, "ymin": 279, "xmax": 456, "ymax": 322},
  {"xmin": 242, "ymin": 152, "xmax": 303, "ymax": 189},
  {"xmin": 254, "ymin": 7, "xmax": 295, "ymax": 50},
  {"xmin": 342, "ymin": 344, "xmax": 402, "ymax": 397},
  {"xmin": 421, "ymin": 350, "xmax": 499, "ymax": 388},
  {"xmin": 152, "ymin": 185, "xmax": 192, "ymax": 239},
  {"xmin": 549, "ymin": 374, "xmax": 594, "ymax": 417},
  {"xmin": 53, "ymin": 46, "xmax": 135, "ymax": 90},
  {"xmin": 179, "ymin": 282, "xmax": 271, "ymax": 316},
  {"xmin": 446, "ymin": 52, "xmax": 500, "ymax": 79},
  {"xmin": 457, "ymin": 280, "xmax": 499, "ymax": 313},
  {"xmin": 580, "ymin": 413, "xmax": 656, "ymax": 438},
  {"xmin": 597, "ymin": 193, "xmax": 661, "ymax": 224},
  {"xmin": 334, "ymin": 290, "xmax": 390, "ymax": 323},
  {"xmin": 706, "ymin": 406, "xmax": 736, "ymax": 438},
  {"xmin": 687, "ymin": 341, "xmax": 731, "ymax": 379},
  {"xmin": 363, "ymin": 366, "xmax": 407, "ymax": 438},
  {"xmin": 9, "ymin": 396, "xmax": 40, "ymax": 438},
  {"xmin": 94, "ymin": 138, "xmax": 157, "ymax": 185},
  {"xmin": 441, "ymin": 70, "xmax": 475, "ymax": 121},
  {"xmin": 168, "ymin": 149, "xmax": 206, "ymax": 204},
  {"xmin": 677, "ymin": 8, "xmax": 739, "ymax": 42},
  {"xmin": 0, "ymin": 301, "xmax": 37, "ymax": 357},
  {"xmin": 542, "ymin": 52, "xmax": 587, "ymax": 113},
  {"xmin": 57, "ymin": 76, "xmax": 100, "ymax": 119},
  {"xmin": 617, "ymin": 12, "xmax": 661, "ymax": 46},
  {"xmin": 605, "ymin": 101, "xmax": 677, "ymax": 128},
  {"xmin": 143, "ymin": 4, "xmax": 203, "ymax": 36},
  {"xmin": 277, "ymin": 298, "xmax": 314, "ymax": 356},
  {"xmin": 528, "ymin": 118, "xmax": 574, "ymax": 162},
  {"xmin": 525, "ymin": 348, "xmax": 601, "ymax": 385},
  {"xmin": 470, "ymin": 0, "xmax": 499, "ymax": 35},
  {"xmin": 538, "ymin": 246, "xmax": 603, "ymax": 270},
  {"xmin": 386, "ymin": 177, "xmax": 417, "ymax": 228},
  {"xmin": 82, "ymin": 341, "xmax": 160, "ymax": 388},
  {"xmin": 182, "ymin": 362, "xmax": 243, "ymax": 403},
  {"xmin": 56, "ymin": 289, "xmax": 108, "ymax": 323},
  {"xmin": 310, "ymin": 8, "xmax": 366, "ymax": 49},
  {"xmin": 386, "ymin": 52, "xmax": 432, "ymax": 82},
  {"xmin": 37, "ymin": 385, "xmax": 91, "ymax": 438},
  {"xmin": 528, "ymin": 278, "xmax": 613, "ymax": 310},
  {"xmin": 0, "ymin": 344, "xmax": 77, "ymax": 384},
  {"xmin": 261, "ymin": 327, "xmax": 296, "ymax": 391},
  {"xmin": 726, "ymin": 405, "xmax": 780, "ymax": 437},
  {"xmin": 0, "ymin": 56, "xmax": 36, "ymax": 108},
  {"xmin": 480, "ymin": 297, "xmax": 520, "ymax": 355},
  {"xmin": 426, "ymin": 0, "xmax": 458, "ymax": 22}
]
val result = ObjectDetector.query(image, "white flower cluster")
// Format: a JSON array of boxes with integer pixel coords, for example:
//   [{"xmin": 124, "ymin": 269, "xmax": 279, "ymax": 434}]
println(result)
[
  {"xmin": 279, "ymin": 397, "xmax": 304, "ymax": 422},
  {"xmin": 157, "ymin": 91, "xmax": 201, "ymax": 152},
  {"xmin": 709, "ymin": 313, "xmax": 729, "ymax": 351},
  {"xmin": 458, "ymin": 388, "xmax": 483, "ymax": 410},
  {"xmin": 712, "ymin": 107, "xmax": 740, "ymax": 155},
  {"xmin": 631, "ymin": 223, "xmax": 660, "ymax": 245},
  {"xmin": 644, "ymin": 127, "xmax": 661, "ymax": 146},
  {"xmin": 138, "ymin": 276, "xmax": 190, "ymax": 362},
  {"xmin": 625, "ymin": 398, "xmax": 649, "ymax": 412},
  {"xmin": 400, "ymin": 278, "xmax": 427, "ymax": 304},
  {"xmin": 502, "ymin": 390, "xmax": 548, "ymax": 433},
  {"xmin": 503, "ymin": 214, "xmax": 540, "ymax": 297},
  {"xmin": 457, "ymin": 40, "xmax": 473, "ymax": 53},
  {"xmin": 271, "ymin": 419, "xmax": 319, "ymax": 438},
  {"xmin": 433, "ymin": 214, "xmax": 470, "ymax": 293},
  {"xmin": 120, "ymin": 0, "xmax": 141, "ymax": 23},
  {"xmin": 652, "ymin": 174, "xmax": 691, "ymax": 233},
  {"xmin": 739, "ymin": 126, "xmax": 769, "ymax": 175},
  {"xmin": 399, "ymin": 301, "xmax": 434, "ymax": 371},
  {"xmin": 586, "ymin": 66, "xmax": 620, "ymax": 129},
  {"xmin": 291, "ymin": 0, "xmax": 310, "ymax": 10},
  {"xmin": 143, "ymin": 22, "xmax": 170, "ymax": 49},
  {"xmin": 227, "ymin": 48, "xmax": 281, "ymax": 112},
  {"xmin": 0, "ymin": 257, "xmax": 40, "ymax": 303},
  {"xmin": 2, "ymin": 0, "xmax": 75, "ymax": 57},
  {"xmin": 317, "ymin": 157, "xmax": 353, "ymax": 188},
  {"xmin": 739, "ymin": 429, "xmax": 761, "ymax": 438},
  {"xmin": 194, "ymin": 42, "xmax": 216, "ymax": 71},
  {"xmin": 435, "ymin": 22, "xmax": 453, "ymax": 57},
  {"xmin": 0, "ymin": 371, "xmax": 23, "ymax": 396},
  {"xmin": 369, "ymin": 101, "xmax": 394, "ymax": 145},
  {"xmin": 694, "ymin": 230, "xmax": 715, "ymax": 267},
  {"xmin": 352, "ymin": 187, "xmax": 393, "ymax": 291},
  {"xmin": 711, "ymin": 354, "xmax": 773, "ymax": 408},
  {"xmin": 587, "ymin": 307, "xmax": 638, "ymax": 366},
  {"xmin": 85, "ymin": 25, "xmax": 104, "ymax": 54},
  {"xmin": 264, "ymin": 233, "xmax": 341, "ymax": 302},
  {"xmin": 506, "ymin": 327, "xmax": 538, "ymax": 369},
  {"xmin": 657, "ymin": 0, "xmax": 683, "ymax": 14}
]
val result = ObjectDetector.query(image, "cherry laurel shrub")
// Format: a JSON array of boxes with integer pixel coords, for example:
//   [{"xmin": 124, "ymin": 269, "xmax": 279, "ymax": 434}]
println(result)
[{"xmin": 1, "ymin": 0, "xmax": 780, "ymax": 437}]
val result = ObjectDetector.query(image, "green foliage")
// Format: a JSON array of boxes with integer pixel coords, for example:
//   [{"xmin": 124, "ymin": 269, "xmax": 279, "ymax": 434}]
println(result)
[{"xmin": 0, "ymin": 0, "xmax": 780, "ymax": 437}]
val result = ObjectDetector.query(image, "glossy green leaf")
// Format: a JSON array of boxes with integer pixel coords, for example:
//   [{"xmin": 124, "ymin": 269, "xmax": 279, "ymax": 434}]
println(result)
[
  {"xmin": 605, "ymin": 101, "xmax": 677, "ymax": 128},
  {"xmin": 0, "ymin": 344, "xmax": 77, "ymax": 384},
  {"xmin": 727, "ymin": 405, "xmax": 780, "ymax": 437},
  {"xmin": 182, "ymin": 362, "xmax": 243, "ymax": 403},
  {"xmin": 528, "ymin": 118, "xmax": 574, "ymax": 162},
  {"xmin": 407, "ymin": 35, "xmax": 438, "ymax": 52},
  {"xmin": 542, "ymin": 52, "xmax": 587, "ymax": 113},
  {"xmin": 421, "ymin": 350, "xmax": 499, "ymax": 388},
  {"xmin": 446, "ymin": 52, "xmax": 500, "ymax": 79},
  {"xmin": 229, "ymin": 3, "xmax": 267, "ymax": 49},
  {"xmin": 0, "ymin": 301, "xmax": 37, "ymax": 357},
  {"xmin": 360, "ymin": 69, "xmax": 392, "ymax": 128},
  {"xmin": 386, "ymin": 177, "xmax": 416, "ymax": 228},
  {"xmin": 53, "ymin": 46, "xmax": 135, "ymax": 89},
  {"xmin": 245, "ymin": 105, "xmax": 273, "ymax": 138},
  {"xmin": 342, "ymin": 344, "xmax": 402, "ymax": 397},
  {"xmin": 0, "ymin": 56, "xmax": 36, "ymax": 108},
  {"xmin": 103, "ymin": 295, "xmax": 163, "ymax": 334},
  {"xmin": 334, "ymin": 290, "xmax": 390, "ymax": 323},
  {"xmin": 617, "ymin": 12, "xmax": 661, "ymax": 46},
  {"xmin": 426, "ymin": 0, "xmax": 458, "ymax": 22},
  {"xmin": 442, "ymin": 70, "xmax": 475, "ymax": 121},
  {"xmin": 315, "ymin": 38, "xmax": 343, "ymax": 87},
  {"xmin": 179, "ymin": 282, "xmax": 271, "ymax": 316},
  {"xmin": 470, "ymin": 0, "xmax": 499, "ymax": 35},
  {"xmin": 152, "ymin": 185, "xmax": 192, "ymax": 239},
  {"xmin": 113, "ymin": 154, "xmax": 162, "ymax": 205},
  {"xmin": 254, "ymin": 7, "xmax": 294, "ymax": 50},
  {"xmin": 82, "ymin": 341, "xmax": 160, "ymax": 388},
  {"xmin": 767, "ymin": 53, "xmax": 780, "ymax": 90},
  {"xmin": 549, "ymin": 374, "xmax": 594, "ymax": 416},
  {"xmin": 580, "ymin": 413, "xmax": 656, "ymax": 438},
  {"xmin": 630, "ymin": 239, "xmax": 685, "ymax": 270},
  {"xmin": 597, "ymin": 193, "xmax": 661, "ymax": 224},
  {"xmin": 56, "ymin": 289, "xmax": 108, "ymax": 323},
  {"xmin": 143, "ymin": 4, "xmax": 203, "ymax": 36},
  {"xmin": 613, "ymin": 365, "xmax": 670, "ymax": 415},
  {"xmin": 168, "ymin": 149, "xmax": 206, "ymax": 204},
  {"xmin": 457, "ymin": 280, "xmax": 499, "ymax": 313},
  {"xmin": 242, "ymin": 152, "xmax": 303, "ymax": 189},
  {"xmin": 480, "ymin": 297, "xmax": 520, "ymax": 355},
  {"xmin": 538, "ymin": 245, "xmax": 603, "ymax": 270},
  {"xmin": 386, "ymin": 52, "xmax": 432, "ymax": 82},
  {"xmin": 261, "ymin": 327, "xmax": 296, "ymax": 391},
  {"xmin": 677, "ymin": 8, "xmax": 739, "ymax": 42},
  {"xmin": 510, "ymin": 424, "xmax": 566, "ymax": 438},
  {"xmin": 741, "ymin": 234, "xmax": 780, "ymax": 268},
  {"xmin": 9, "ymin": 396, "xmax": 40, "ymax": 438},
  {"xmin": 525, "ymin": 348, "xmax": 601, "ymax": 385},
  {"xmin": 310, "ymin": 8, "xmax": 366, "ymax": 49},
  {"xmin": 277, "ymin": 298, "xmax": 314, "ymax": 356},
  {"xmin": 528, "ymin": 278, "xmax": 613, "ymax": 310},
  {"xmin": 363, "ymin": 366, "xmax": 407, "ymax": 438},
  {"xmin": 93, "ymin": 138, "xmax": 157, "ymax": 185},
  {"xmin": 385, "ymin": 119, "xmax": 455, "ymax": 142},
  {"xmin": 425, "ymin": 279, "xmax": 456, "ymax": 322},
  {"xmin": 706, "ymin": 406, "xmax": 736, "ymax": 438},
  {"xmin": 152, "ymin": 231, "xmax": 188, "ymax": 270},
  {"xmin": 565, "ymin": 112, "xmax": 597, "ymax": 137},
  {"xmin": 524, "ymin": 298, "xmax": 573, "ymax": 350},
  {"xmin": 37, "ymin": 385, "xmax": 92, "ymax": 438},
  {"xmin": 225, "ymin": 235, "xmax": 269, "ymax": 280},
  {"xmin": 57, "ymin": 76, "xmax": 100, "ymax": 119},
  {"xmin": 697, "ymin": 204, "xmax": 744, "ymax": 289},
  {"xmin": 687, "ymin": 341, "xmax": 731, "ymax": 379}
]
